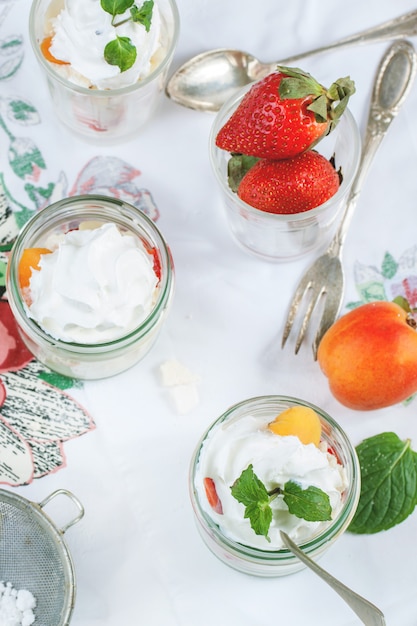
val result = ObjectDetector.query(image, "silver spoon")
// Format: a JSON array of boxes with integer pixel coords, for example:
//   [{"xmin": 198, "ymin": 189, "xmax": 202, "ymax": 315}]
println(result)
[
  {"xmin": 166, "ymin": 8, "xmax": 417, "ymax": 112},
  {"xmin": 280, "ymin": 532, "xmax": 386, "ymax": 625}
]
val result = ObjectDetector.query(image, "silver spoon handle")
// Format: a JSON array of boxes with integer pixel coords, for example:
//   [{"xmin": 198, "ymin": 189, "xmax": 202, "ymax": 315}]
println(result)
[
  {"xmin": 274, "ymin": 9, "xmax": 417, "ymax": 69},
  {"xmin": 280, "ymin": 532, "xmax": 386, "ymax": 626},
  {"xmin": 328, "ymin": 40, "xmax": 417, "ymax": 256}
]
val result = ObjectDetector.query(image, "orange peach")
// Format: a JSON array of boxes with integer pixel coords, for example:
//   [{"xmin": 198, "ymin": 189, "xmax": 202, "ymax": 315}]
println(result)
[
  {"xmin": 40, "ymin": 36, "xmax": 70, "ymax": 65},
  {"xmin": 18, "ymin": 247, "xmax": 51, "ymax": 289},
  {"xmin": 268, "ymin": 406, "xmax": 322, "ymax": 446},
  {"xmin": 317, "ymin": 301, "xmax": 417, "ymax": 410}
]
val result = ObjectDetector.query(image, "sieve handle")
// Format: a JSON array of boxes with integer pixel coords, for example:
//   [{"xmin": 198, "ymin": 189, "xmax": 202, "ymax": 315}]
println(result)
[{"xmin": 38, "ymin": 489, "xmax": 85, "ymax": 534}]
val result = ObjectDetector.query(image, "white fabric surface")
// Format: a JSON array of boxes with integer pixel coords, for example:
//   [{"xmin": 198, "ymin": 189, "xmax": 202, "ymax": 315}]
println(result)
[{"xmin": 2, "ymin": 0, "xmax": 417, "ymax": 624}]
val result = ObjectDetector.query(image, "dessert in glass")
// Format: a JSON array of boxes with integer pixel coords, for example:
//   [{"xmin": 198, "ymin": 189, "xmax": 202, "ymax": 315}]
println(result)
[
  {"xmin": 29, "ymin": 0, "xmax": 180, "ymax": 143},
  {"xmin": 210, "ymin": 83, "xmax": 361, "ymax": 262},
  {"xmin": 190, "ymin": 396, "xmax": 360, "ymax": 576},
  {"xmin": 6, "ymin": 195, "xmax": 174, "ymax": 379}
]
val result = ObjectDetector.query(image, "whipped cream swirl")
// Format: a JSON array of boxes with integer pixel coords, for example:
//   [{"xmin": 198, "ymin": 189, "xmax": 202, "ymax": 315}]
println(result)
[
  {"xmin": 49, "ymin": 0, "xmax": 162, "ymax": 89},
  {"xmin": 197, "ymin": 413, "xmax": 348, "ymax": 549},
  {"xmin": 26, "ymin": 223, "xmax": 159, "ymax": 343}
]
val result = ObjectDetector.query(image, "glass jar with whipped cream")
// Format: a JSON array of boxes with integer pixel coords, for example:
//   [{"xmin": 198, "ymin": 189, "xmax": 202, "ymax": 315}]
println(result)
[
  {"xmin": 29, "ymin": 0, "xmax": 180, "ymax": 144},
  {"xmin": 6, "ymin": 195, "xmax": 174, "ymax": 379},
  {"xmin": 190, "ymin": 396, "xmax": 360, "ymax": 577}
]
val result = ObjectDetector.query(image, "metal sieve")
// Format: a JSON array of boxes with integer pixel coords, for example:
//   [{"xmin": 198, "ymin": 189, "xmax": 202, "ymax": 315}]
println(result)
[{"xmin": 0, "ymin": 488, "xmax": 84, "ymax": 626}]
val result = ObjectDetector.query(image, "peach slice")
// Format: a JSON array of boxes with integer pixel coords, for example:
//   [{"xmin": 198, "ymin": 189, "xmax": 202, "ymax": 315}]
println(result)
[
  {"xmin": 18, "ymin": 247, "xmax": 52, "ymax": 289},
  {"xmin": 40, "ymin": 36, "xmax": 70, "ymax": 65},
  {"xmin": 268, "ymin": 406, "xmax": 322, "ymax": 446}
]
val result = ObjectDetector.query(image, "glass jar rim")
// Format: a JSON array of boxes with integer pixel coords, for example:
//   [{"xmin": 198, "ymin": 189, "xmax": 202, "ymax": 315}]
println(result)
[
  {"xmin": 190, "ymin": 395, "xmax": 360, "ymax": 560},
  {"xmin": 6, "ymin": 194, "xmax": 174, "ymax": 354}
]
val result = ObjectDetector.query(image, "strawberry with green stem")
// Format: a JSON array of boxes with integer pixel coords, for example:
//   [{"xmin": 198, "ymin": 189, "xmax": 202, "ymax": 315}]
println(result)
[{"xmin": 216, "ymin": 66, "xmax": 355, "ymax": 160}]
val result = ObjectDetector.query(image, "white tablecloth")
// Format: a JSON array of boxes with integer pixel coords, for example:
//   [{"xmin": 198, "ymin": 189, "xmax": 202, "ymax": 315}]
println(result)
[{"xmin": 1, "ymin": 1, "xmax": 417, "ymax": 624}]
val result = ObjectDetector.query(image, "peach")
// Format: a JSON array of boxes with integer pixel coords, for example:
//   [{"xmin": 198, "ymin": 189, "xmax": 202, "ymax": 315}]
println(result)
[
  {"xmin": 18, "ymin": 247, "xmax": 51, "ymax": 289},
  {"xmin": 268, "ymin": 406, "xmax": 322, "ymax": 446},
  {"xmin": 317, "ymin": 301, "xmax": 417, "ymax": 410}
]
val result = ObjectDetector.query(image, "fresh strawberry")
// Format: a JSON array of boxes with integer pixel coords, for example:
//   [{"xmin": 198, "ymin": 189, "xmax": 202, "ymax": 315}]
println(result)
[
  {"xmin": 216, "ymin": 67, "xmax": 355, "ymax": 160},
  {"xmin": 237, "ymin": 151, "xmax": 340, "ymax": 214},
  {"xmin": 203, "ymin": 477, "xmax": 223, "ymax": 514}
]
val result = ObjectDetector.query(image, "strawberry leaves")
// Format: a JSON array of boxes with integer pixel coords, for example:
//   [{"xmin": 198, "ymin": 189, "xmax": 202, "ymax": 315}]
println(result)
[
  {"xmin": 231, "ymin": 464, "xmax": 331, "ymax": 541},
  {"xmin": 276, "ymin": 65, "xmax": 356, "ymax": 129},
  {"xmin": 101, "ymin": 0, "xmax": 154, "ymax": 72},
  {"xmin": 349, "ymin": 432, "xmax": 417, "ymax": 534},
  {"xmin": 227, "ymin": 154, "xmax": 259, "ymax": 192},
  {"xmin": 277, "ymin": 66, "xmax": 325, "ymax": 100}
]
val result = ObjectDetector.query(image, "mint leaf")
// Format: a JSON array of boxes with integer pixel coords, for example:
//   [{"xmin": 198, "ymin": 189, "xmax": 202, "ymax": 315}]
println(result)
[
  {"xmin": 104, "ymin": 36, "xmax": 137, "ymax": 72},
  {"xmin": 227, "ymin": 154, "xmax": 258, "ymax": 193},
  {"xmin": 283, "ymin": 480, "xmax": 332, "ymax": 522},
  {"xmin": 131, "ymin": 0, "xmax": 154, "ymax": 32},
  {"xmin": 101, "ymin": 0, "xmax": 135, "ymax": 17},
  {"xmin": 231, "ymin": 466, "xmax": 332, "ymax": 540},
  {"xmin": 231, "ymin": 464, "xmax": 272, "ymax": 540},
  {"xmin": 349, "ymin": 432, "xmax": 417, "ymax": 534},
  {"xmin": 100, "ymin": 1, "xmax": 153, "ymax": 70}
]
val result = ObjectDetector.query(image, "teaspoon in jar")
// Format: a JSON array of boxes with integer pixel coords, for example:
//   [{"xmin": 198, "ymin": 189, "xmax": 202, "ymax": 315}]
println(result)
[{"xmin": 280, "ymin": 531, "xmax": 386, "ymax": 626}]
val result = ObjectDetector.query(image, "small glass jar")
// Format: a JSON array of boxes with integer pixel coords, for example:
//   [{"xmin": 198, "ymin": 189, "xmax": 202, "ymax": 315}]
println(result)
[
  {"xmin": 209, "ymin": 85, "xmax": 361, "ymax": 262},
  {"xmin": 189, "ymin": 396, "xmax": 360, "ymax": 577},
  {"xmin": 29, "ymin": 0, "xmax": 180, "ymax": 144},
  {"xmin": 6, "ymin": 195, "xmax": 174, "ymax": 380}
]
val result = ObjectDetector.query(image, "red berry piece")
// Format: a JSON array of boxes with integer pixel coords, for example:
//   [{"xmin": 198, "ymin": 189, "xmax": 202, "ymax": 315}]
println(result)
[{"xmin": 203, "ymin": 477, "xmax": 223, "ymax": 514}]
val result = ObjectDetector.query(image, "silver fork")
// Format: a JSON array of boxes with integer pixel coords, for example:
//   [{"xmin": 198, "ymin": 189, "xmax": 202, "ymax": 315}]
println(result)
[{"xmin": 282, "ymin": 40, "xmax": 417, "ymax": 358}]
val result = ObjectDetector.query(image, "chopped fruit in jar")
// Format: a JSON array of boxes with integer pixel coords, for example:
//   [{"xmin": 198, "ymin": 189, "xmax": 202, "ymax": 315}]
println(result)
[
  {"xmin": 40, "ymin": 35, "xmax": 70, "ymax": 65},
  {"xmin": 203, "ymin": 477, "xmax": 223, "ymax": 514},
  {"xmin": 18, "ymin": 247, "xmax": 52, "ymax": 289},
  {"xmin": 268, "ymin": 406, "xmax": 322, "ymax": 446},
  {"xmin": 141, "ymin": 239, "xmax": 162, "ymax": 280},
  {"xmin": 326, "ymin": 444, "xmax": 342, "ymax": 464}
]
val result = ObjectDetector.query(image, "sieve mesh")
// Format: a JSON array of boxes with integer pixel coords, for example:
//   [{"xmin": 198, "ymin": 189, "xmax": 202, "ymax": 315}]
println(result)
[{"xmin": 0, "ymin": 490, "xmax": 81, "ymax": 626}]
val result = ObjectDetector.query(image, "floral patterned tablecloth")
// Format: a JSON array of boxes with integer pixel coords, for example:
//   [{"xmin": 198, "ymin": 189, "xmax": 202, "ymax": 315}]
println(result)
[{"xmin": 1, "ymin": 0, "xmax": 417, "ymax": 624}]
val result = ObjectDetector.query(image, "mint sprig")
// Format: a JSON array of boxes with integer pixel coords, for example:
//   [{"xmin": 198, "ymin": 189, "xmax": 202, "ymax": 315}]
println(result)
[
  {"xmin": 231, "ymin": 464, "xmax": 332, "ymax": 541},
  {"xmin": 349, "ymin": 432, "xmax": 417, "ymax": 534},
  {"xmin": 230, "ymin": 464, "xmax": 272, "ymax": 540},
  {"xmin": 101, "ymin": 0, "xmax": 154, "ymax": 73}
]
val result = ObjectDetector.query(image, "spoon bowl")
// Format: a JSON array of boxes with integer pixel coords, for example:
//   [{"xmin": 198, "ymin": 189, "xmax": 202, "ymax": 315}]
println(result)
[
  {"xmin": 166, "ymin": 9, "xmax": 417, "ymax": 111},
  {"xmin": 166, "ymin": 48, "xmax": 273, "ymax": 112}
]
